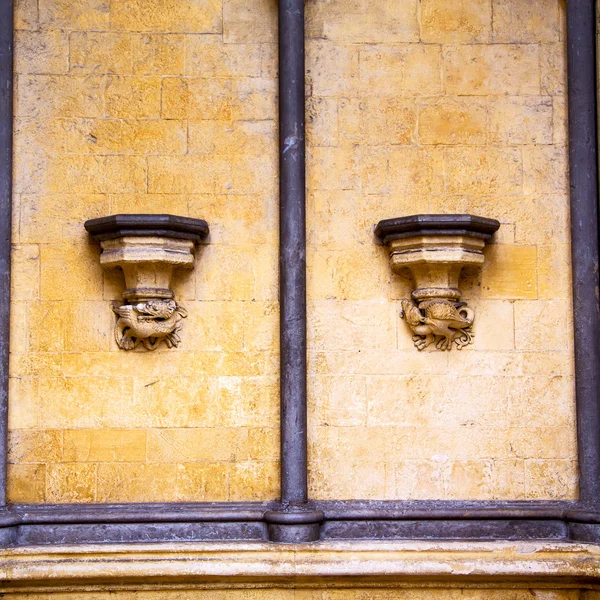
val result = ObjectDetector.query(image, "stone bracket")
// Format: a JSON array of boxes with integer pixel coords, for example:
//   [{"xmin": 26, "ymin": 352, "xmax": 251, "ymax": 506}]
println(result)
[
  {"xmin": 375, "ymin": 214, "xmax": 500, "ymax": 351},
  {"xmin": 85, "ymin": 214, "xmax": 209, "ymax": 351}
]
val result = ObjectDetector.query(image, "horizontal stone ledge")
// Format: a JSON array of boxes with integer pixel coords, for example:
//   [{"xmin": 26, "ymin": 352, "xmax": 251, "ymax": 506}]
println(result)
[{"xmin": 1, "ymin": 541, "xmax": 600, "ymax": 591}]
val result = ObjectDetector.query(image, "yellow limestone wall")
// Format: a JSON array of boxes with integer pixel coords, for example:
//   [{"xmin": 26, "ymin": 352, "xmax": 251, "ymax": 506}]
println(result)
[
  {"xmin": 9, "ymin": 0, "xmax": 280, "ymax": 503},
  {"xmin": 9, "ymin": 0, "xmax": 576, "ymax": 504},
  {"xmin": 304, "ymin": 0, "xmax": 577, "ymax": 500}
]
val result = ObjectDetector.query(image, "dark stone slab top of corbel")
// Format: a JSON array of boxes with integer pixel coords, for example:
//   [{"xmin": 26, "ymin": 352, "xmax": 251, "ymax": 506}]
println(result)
[
  {"xmin": 374, "ymin": 214, "xmax": 501, "ymax": 246},
  {"xmin": 84, "ymin": 214, "xmax": 210, "ymax": 243}
]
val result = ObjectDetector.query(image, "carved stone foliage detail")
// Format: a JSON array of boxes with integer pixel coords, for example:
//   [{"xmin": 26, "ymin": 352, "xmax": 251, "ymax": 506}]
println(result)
[
  {"xmin": 375, "ymin": 214, "xmax": 500, "ymax": 352},
  {"xmin": 113, "ymin": 299, "xmax": 188, "ymax": 351},
  {"xmin": 401, "ymin": 298, "xmax": 474, "ymax": 351}
]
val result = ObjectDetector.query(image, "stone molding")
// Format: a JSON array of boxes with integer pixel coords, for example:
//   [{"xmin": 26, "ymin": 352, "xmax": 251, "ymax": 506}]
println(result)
[{"xmin": 1, "ymin": 541, "xmax": 599, "ymax": 591}]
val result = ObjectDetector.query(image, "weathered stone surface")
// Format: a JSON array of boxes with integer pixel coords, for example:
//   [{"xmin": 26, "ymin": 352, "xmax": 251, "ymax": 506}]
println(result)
[{"xmin": 9, "ymin": 0, "xmax": 575, "ymax": 507}]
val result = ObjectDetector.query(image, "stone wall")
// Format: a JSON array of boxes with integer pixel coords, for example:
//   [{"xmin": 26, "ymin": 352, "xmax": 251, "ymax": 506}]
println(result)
[
  {"xmin": 9, "ymin": 0, "xmax": 280, "ymax": 503},
  {"xmin": 304, "ymin": 0, "xmax": 576, "ymax": 500},
  {"xmin": 9, "ymin": 0, "xmax": 576, "ymax": 503}
]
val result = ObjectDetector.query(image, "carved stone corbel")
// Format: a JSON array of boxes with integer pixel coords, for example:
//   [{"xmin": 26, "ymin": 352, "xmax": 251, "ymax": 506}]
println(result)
[
  {"xmin": 375, "ymin": 214, "xmax": 500, "ymax": 351},
  {"xmin": 85, "ymin": 214, "xmax": 209, "ymax": 351}
]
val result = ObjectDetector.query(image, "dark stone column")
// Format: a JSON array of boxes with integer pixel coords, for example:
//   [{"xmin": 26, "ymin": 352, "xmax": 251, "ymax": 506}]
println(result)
[
  {"xmin": 269, "ymin": 0, "xmax": 322, "ymax": 542},
  {"xmin": 566, "ymin": 0, "xmax": 600, "ymax": 508}
]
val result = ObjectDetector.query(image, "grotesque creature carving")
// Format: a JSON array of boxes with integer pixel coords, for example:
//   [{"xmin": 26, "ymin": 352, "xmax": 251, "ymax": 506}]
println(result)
[
  {"xmin": 113, "ymin": 299, "xmax": 187, "ymax": 351},
  {"xmin": 400, "ymin": 298, "xmax": 474, "ymax": 351}
]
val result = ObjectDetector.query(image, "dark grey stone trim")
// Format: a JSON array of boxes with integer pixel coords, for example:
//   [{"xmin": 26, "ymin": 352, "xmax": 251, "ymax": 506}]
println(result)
[
  {"xmin": 0, "ymin": 0, "xmax": 596, "ymax": 549},
  {"xmin": 17, "ymin": 522, "xmax": 269, "ymax": 546},
  {"xmin": 567, "ymin": 0, "xmax": 600, "ymax": 508},
  {"xmin": 0, "ymin": 0, "xmax": 12, "ymax": 508},
  {"xmin": 374, "ymin": 214, "xmax": 501, "ymax": 245},
  {"xmin": 320, "ymin": 520, "xmax": 569, "ymax": 541},
  {"xmin": 84, "ymin": 214, "xmax": 210, "ymax": 242}
]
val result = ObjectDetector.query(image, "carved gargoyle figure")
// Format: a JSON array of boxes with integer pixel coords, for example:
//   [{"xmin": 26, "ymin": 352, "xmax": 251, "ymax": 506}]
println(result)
[
  {"xmin": 113, "ymin": 299, "xmax": 188, "ymax": 351},
  {"xmin": 400, "ymin": 298, "xmax": 474, "ymax": 351}
]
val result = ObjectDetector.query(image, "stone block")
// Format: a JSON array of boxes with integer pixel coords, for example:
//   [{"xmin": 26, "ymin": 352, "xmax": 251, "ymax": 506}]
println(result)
[
  {"xmin": 39, "ymin": 376, "xmax": 136, "ymax": 428},
  {"xmin": 64, "ymin": 429, "xmax": 146, "ymax": 462},
  {"xmin": 514, "ymin": 299, "xmax": 572, "ymax": 352},
  {"xmin": 448, "ymin": 460, "xmax": 494, "ymax": 499},
  {"xmin": 229, "ymin": 461, "xmax": 279, "ymax": 500},
  {"xmin": 524, "ymin": 145, "xmax": 568, "ymax": 194},
  {"xmin": 17, "ymin": 75, "xmax": 106, "ymax": 118},
  {"xmin": 223, "ymin": 0, "xmax": 276, "ymax": 43},
  {"xmin": 420, "ymin": 0, "xmax": 491, "ymax": 43},
  {"xmin": 96, "ymin": 463, "xmax": 177, "ymax": 502},
  {"xmin": 26, "ymin": 301, "xmax": 65, "ymax": 353},
  {"xmin": 20, "ymin": 194, "xmax": 108, "ymax": 244},
  {"xmin": 39, "ymin": 0, "xmax": 109, "ymax": 30},
  {"xmin": 388, "ymin": 147, "xmax": 445, "ymax": 195},
  {"xmin": 132, "ymin": 34, "xmax": 185, "ymax": 75},
  {"xmin": 63, "ymin": 301, "xmax": 113, "ymax": 352},
  {"xmin": 541, "ymin": 43, "xmax": 566, "ymax": 95},
  {"xmin": 418, "ymin": 97, "xmax": 487, "ymax": 145},
  {"xmin": 47, "ymin": 463, "xmax": 97, "ymax": 502},
  {"xmin": 361, "ymin": 98, "xmax": 416, "ymax": 146},
  {"xmin": 7, "ymin": 464, "xmax": 45, "ymax": 502},
  {"xmin": 15, "ymin": 30, "xmax": 69, "ymax": 74},
  {"xmin": 481, "ymin": 245, "xmax": 538, "ymax": 300},
  {"xmin": 306, "ymin": 0, "xmax": 419, "ymax": 43},
  {"xmin": 306, "ymin": 97, "xmax": 339, "ymax": 147},
  {"xmin": 69, "ymin": 32, "xmax": 133, "ymax": 74},
  {"xmin": 309, "ymin": 300, "xmax": 397, "ymax": 351},
  {"xmin": 243, "ymin": 302, "xmax": 279, "ymax": 353},
  {"xmin": 8, "ymin": 377, "xmax": 39, "ymax": 430},
  {"xmin": 148, "ymin": 428, "xmax": 247, "ymax": 463},
  {"xmin": 308, "ymin": 248, "xmax": 390, "ymax": 301},
  {"xmin": 360, "ymin": 45, "xmax": 441, "ymax": 96},
  {"xmin": 553, "ymin": 96, "xmax": 568, "ymax": 145},
  {"xmin": 40, "ymin": 243, "xmax": 104, "ymax": 301},
  {"xmin": 489, "ymin": 96, "xmax": 553, "ymax": 145},
  {"xmin": 183, "ymin": 301, "xmax": 244, "ymax": 352},
  {"xmin": 188, "ymin": 194, "xmax": 272, "ymax": 245},
  {"xmin": 492, "ymin": 0, "xmax": 561, "ymax": 43},
  {"xmin": 445, "ymin": 147, "xmax": 522, "ymax": 195},
  {"xmin": 111, "ymin": 0, "xmax": 221, "ymax": 33},
  {"xmin": 444, "ymin": 44, "xmax": 540, "ymax": 95},
  {"xmin": 467, "ymin": 300, "xmax": 515, "ymax": 350},
  {"xmin": 105, "ymin": 76, "xmax": 161, "ymax": 118},
  {"xmin": 132, "ymin": 376, "xmax": 213, "ymax": 428},
  {"xmin": 8, "ymin": 430, "xmax": 63, "ymax": 463},
  {"xmin": 308, "ymin": 147, "xmax": 359, "ymax": 191},
  {"xmin": 309, "ymin": 459, "xmax": 388, "ymax": 500},
  {"xmin": 176, "ymin": 463, "xmax": 229, "ymax": 501},
  {"xmin": 15, "ymin": 0, "xmax": 39, "ymax": 30},
  {"xmin": 247, "ymin": 427, "xmax": 279, "ymax": 462},
  {"xmin": 525, "ymin": 459, "xmax": 577, "ymax": 499},
  {"xmin": 308, "ymin": 190, "xmax": 358, "ymax": 248},
  {"xmin": 307, "ymin": 42, "xmax": 359, "ymax": 98},
  {"xmin": 185, "ymin": 35, "xmax": 262, "ymax": 77},
  {"xmin": 338, "ymin": 98, "xmax": 362, "ymax": 146},
  {"xmin": 11, "ymin": 244, "xmax": 39, "ymax": 301},
  {"xmin": 309, "ymin": 376, "xmax": 368, "ymax": 427},
  {"xmin": 188, "ymin": 120, "xmax": 275, "ymax": 156},
  {"xmin": 538, "ymin": 244, "xmax": 572, "ymax": 300},
  {"xmin": 46, "ymin": 155, "xmax": 147, "ymax": 194},
  {"xmin": 161, "ymin": 77, "xmax": 276, "ymax": 121}
]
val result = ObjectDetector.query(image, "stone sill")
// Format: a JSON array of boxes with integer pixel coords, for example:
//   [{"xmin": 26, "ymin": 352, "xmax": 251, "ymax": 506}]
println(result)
[{"xmin": 1, "ymin": 541, "xmax": 600, "ymax": 591}]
